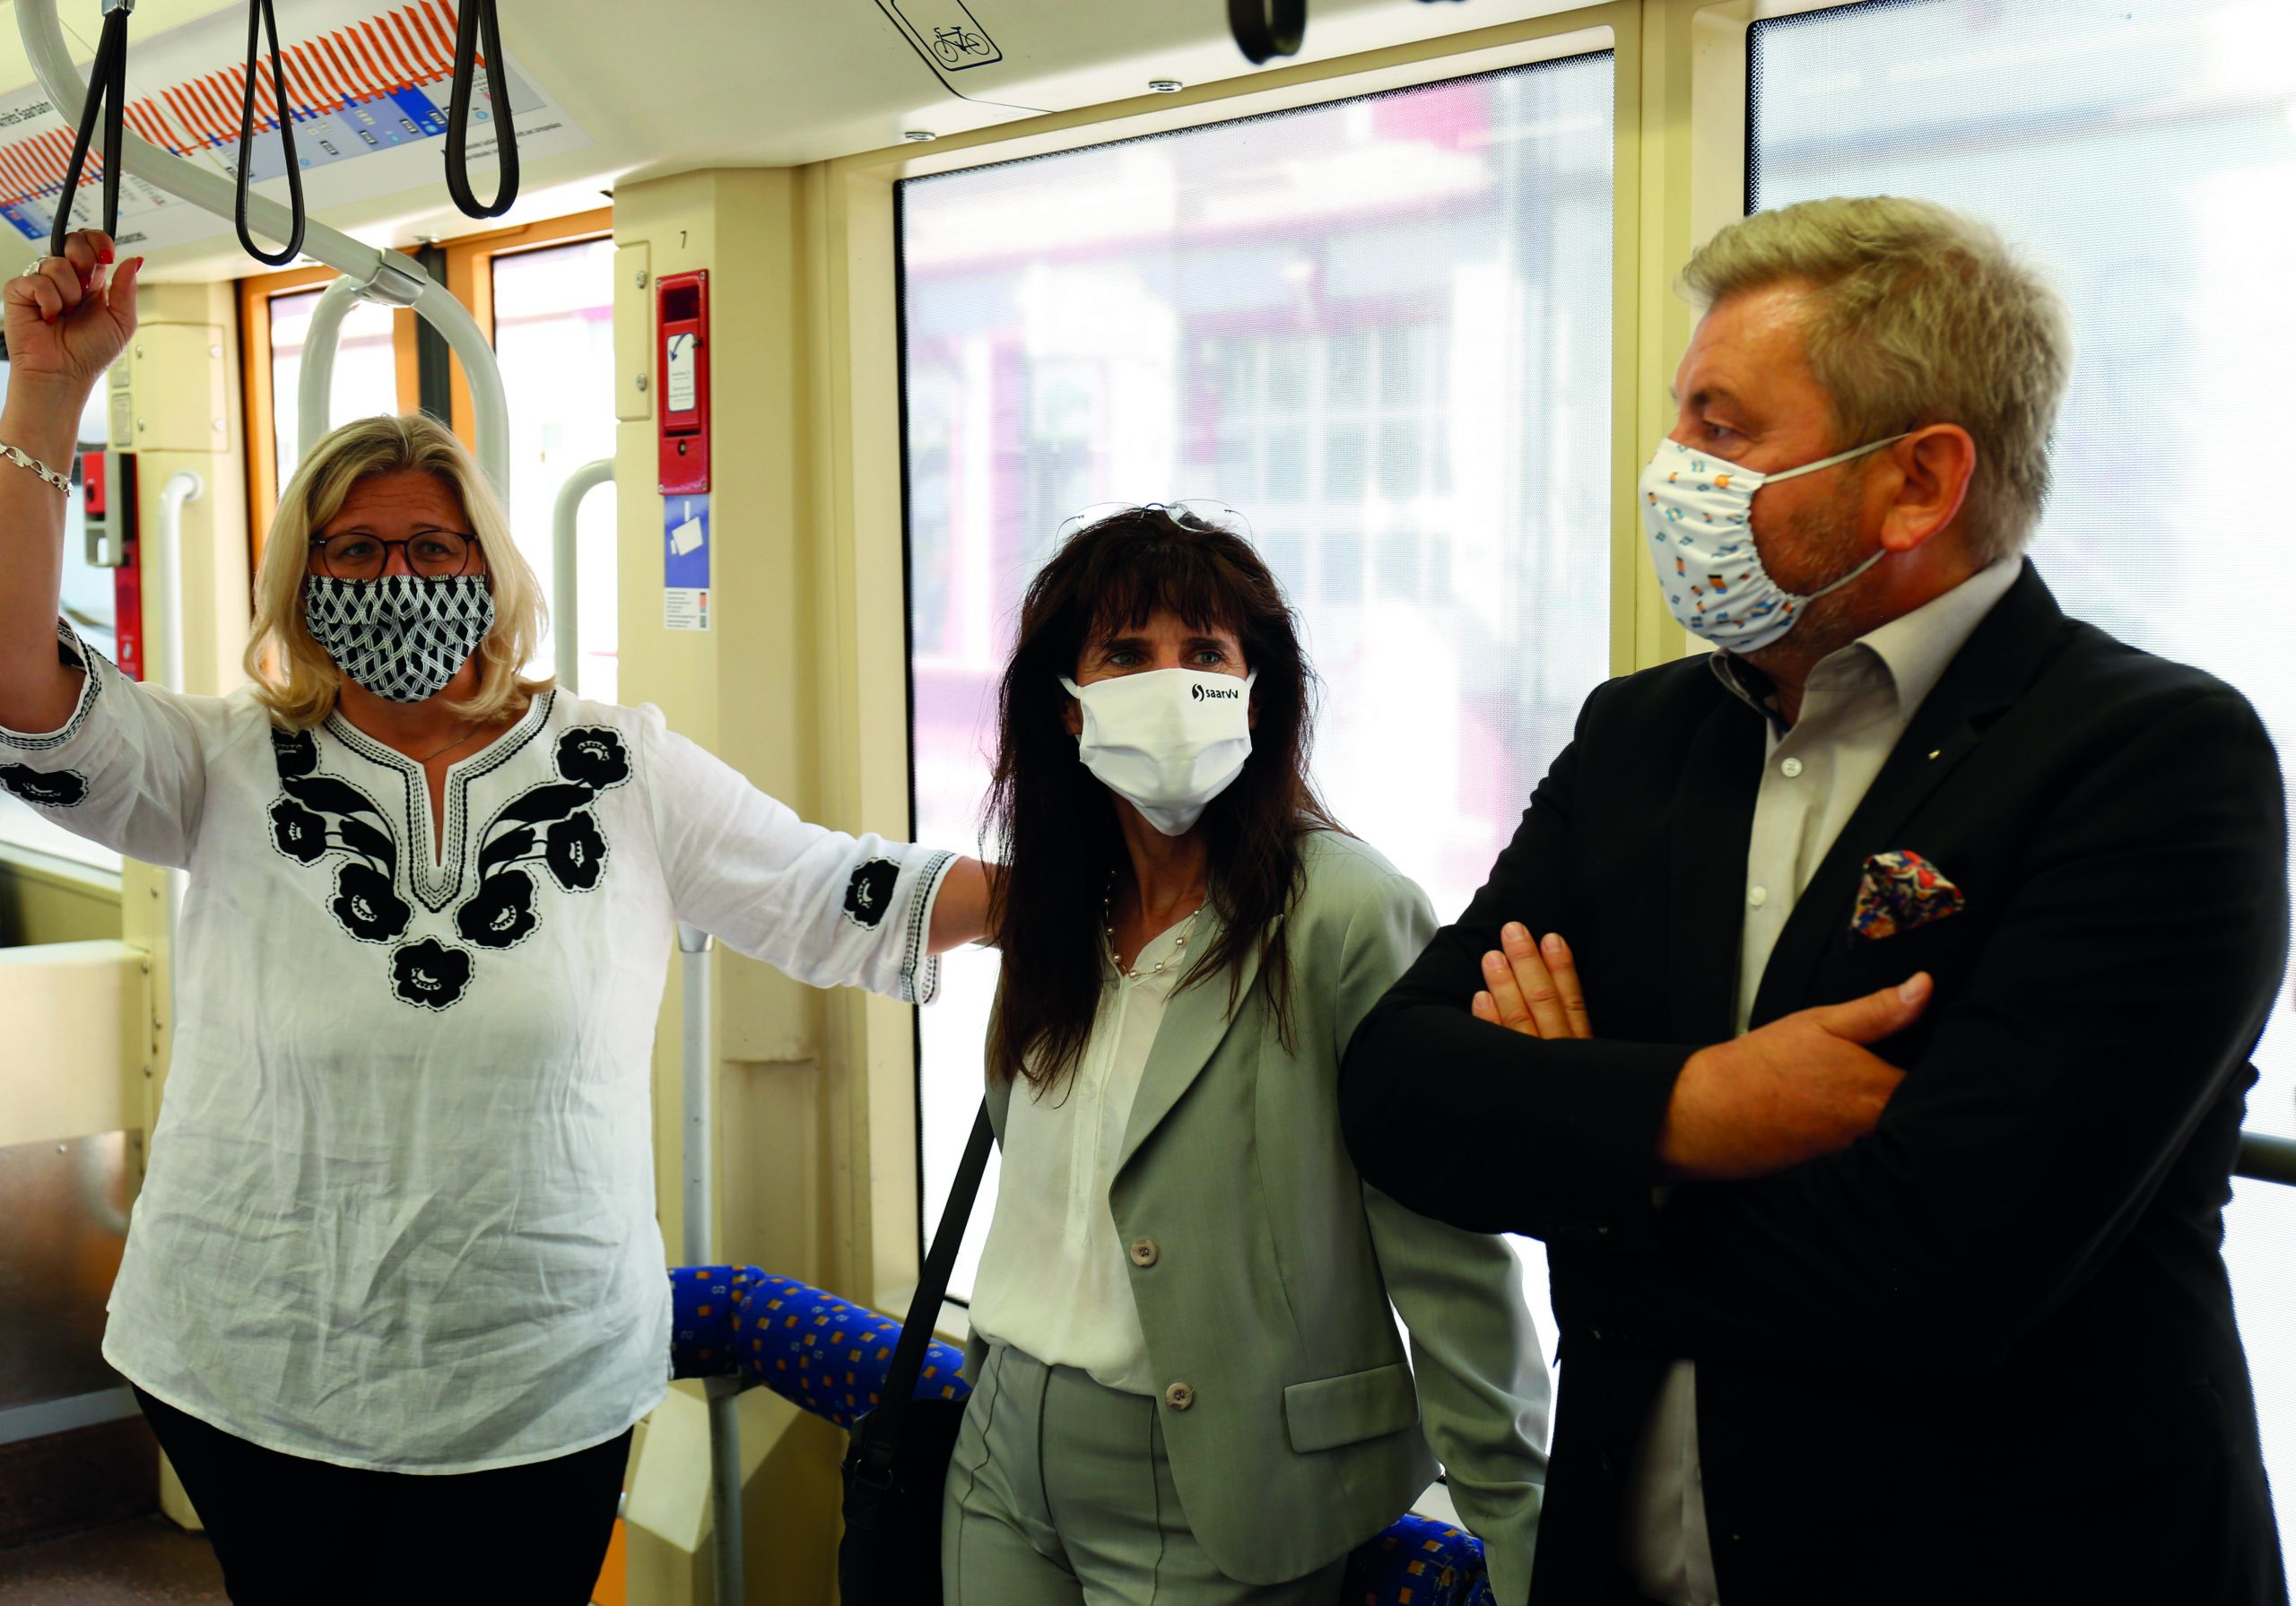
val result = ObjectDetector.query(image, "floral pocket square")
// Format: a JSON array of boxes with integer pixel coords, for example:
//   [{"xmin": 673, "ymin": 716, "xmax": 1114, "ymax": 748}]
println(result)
[{"xmin": 1849, "ymin": 850, "xmax": 1964, "ymax": 941}]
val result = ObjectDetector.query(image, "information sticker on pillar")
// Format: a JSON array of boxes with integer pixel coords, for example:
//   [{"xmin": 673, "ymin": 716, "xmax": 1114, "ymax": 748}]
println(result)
[{"xmin": 665, "ymin": 493, "xmax": 711, "ymax": 631}]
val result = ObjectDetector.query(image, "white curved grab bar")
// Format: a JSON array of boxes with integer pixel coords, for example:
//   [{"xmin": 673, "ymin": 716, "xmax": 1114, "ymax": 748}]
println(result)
[
  {"xmin": 550, "ymin": 458, "xmax": 613, "ymax": 692},
  {"xmin": 293, "ymin": 268, "xmax": 511, "ymax": 501},
  {"xmin": 295, "ymin": 275, "xmax": 359, "ymax": 468},
  {"xmin": 19, "ymin": 0, "xmax": 512, "ymax": 501}
]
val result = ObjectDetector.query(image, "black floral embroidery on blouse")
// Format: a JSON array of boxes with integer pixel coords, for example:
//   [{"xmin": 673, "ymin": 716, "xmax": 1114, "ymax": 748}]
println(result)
[
  {"xmin": 555, "ymin": 726, "xmax": 631, "ymax": 789},
  {"xmin": 544, "ymin": 812, "xmax": 607, "ymax": 891},
  {"xmin": 444, "ymin": 725, "xmax": 631, "ymax": 958},
  {"xmin": 269, "ymin": 797, "xmax": 329, "ymax": 864},
  {"xmin": 0, "ymin": 763, "xmax": 90, "ymax": 808},
  {"xmin": 261, "ymin": 721, "xmax": 632, "ymax": 1009},
  {"xmin": 270, "ymin": 726, "xmax": 319, "ymax": 779},
  {"xmin": 390, "ymin": 938, "xmax": 473, "ymax": 1011},
  {"xmin": 332, "ymin": 862, "xmax": 413, "ymax": 943},
  {"xmin": 455, "ymin": 867, "xmax": 540, "ymax": 950},
  {"xmin": 265, "ymin": 724, "xmax": 440, "ymax": 1001},
  {"xmin": 841, "ymin": 858, "xmax": 900, "ymax": 930}
]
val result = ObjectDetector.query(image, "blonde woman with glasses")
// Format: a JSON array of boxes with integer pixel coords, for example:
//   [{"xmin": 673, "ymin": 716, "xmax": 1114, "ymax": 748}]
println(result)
[{"xmin": 0, "ymin": 231, "xmax": 991, "ymax": 1605}]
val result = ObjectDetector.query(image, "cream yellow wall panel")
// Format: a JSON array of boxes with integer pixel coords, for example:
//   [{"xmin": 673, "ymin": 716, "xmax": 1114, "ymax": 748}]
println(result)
[
  {"xmin": 0, "ymin": 939, "xmax": 149, "ymax": 1149},
  {"xmin": 0, "ymin": 850, "xmax": 120, "ymax": 946},
  {"xmin": 614, "ymin": 242, "xmax": 654, "ymax": 424},
  {"xmin": 118, "ymin": 322, "xmax": 226, "ymax": 455}
]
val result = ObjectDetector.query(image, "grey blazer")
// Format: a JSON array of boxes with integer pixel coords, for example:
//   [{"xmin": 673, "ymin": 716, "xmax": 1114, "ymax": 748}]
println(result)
[{"xmin": 970, "ymin": 829, "xmax": 1548, "ymax": 1595}]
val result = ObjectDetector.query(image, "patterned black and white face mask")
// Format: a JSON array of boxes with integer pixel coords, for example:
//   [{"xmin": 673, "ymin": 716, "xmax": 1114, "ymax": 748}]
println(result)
[{"xmin": 303, "ymin": 575, "xmax": 497, "ymax": 704}]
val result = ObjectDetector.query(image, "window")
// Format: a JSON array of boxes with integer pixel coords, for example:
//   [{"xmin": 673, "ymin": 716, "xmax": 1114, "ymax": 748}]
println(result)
[
  {"xmin": 491, "ymin": 237, "xmax": 618, "ymax": 701},
  {"xmin": 265, "ymin": 284, "xmax": 401, "ymax": 499},
  {"xmin": 241, "ymin": 212, "xmax": 616, "ymax": 698},
  {"xmin": 900, "ymin": 50, "xmax": 1618, "ymax": 1330},
  {"xmin": 1746, "ymin": 0, "xmax": 2296, "ymax": 1539}
]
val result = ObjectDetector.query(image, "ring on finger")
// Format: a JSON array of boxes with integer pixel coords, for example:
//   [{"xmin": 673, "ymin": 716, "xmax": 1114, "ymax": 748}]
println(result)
[{"xmin": 18, "ymin": 259, "xmax": 44, "ymax": 277}]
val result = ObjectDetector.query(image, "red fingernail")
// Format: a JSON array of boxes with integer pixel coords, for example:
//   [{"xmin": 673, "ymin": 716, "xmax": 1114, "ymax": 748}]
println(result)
[{"xmin": 98, "ymin": 244, "xmax": 113, "ymax": 264}]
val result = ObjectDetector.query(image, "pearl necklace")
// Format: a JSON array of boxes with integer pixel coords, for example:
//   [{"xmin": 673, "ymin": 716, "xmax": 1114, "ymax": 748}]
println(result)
[{"xmin": 1103, "ymin": 871, "xmax": 1202, "ymax": 982}]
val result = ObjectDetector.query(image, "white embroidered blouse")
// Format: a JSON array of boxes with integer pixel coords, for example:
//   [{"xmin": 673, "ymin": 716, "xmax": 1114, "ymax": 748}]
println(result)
[{"xmin": 0, "ymin": 623, "xmax": 954, "ymax": 1472}]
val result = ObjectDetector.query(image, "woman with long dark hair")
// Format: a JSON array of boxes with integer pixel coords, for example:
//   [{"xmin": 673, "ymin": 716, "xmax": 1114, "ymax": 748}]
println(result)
[{"xmin": 942, "ymin": 505, "xmax": 1549, "ymax": 1604}]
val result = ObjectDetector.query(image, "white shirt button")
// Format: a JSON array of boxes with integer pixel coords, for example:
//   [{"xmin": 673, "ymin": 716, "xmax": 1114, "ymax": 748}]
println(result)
[
  {"xmin": 1780, "ymin": 756, "xmax": 1804, "ymax": 777},
  {"xmin": 1747, "ymin": 886, "xmax": 1769, "ymax": 908}
]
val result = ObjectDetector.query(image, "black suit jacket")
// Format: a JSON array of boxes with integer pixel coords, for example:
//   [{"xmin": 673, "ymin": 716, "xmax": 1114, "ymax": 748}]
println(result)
[{"xmin": 1341, "ymin": 563, "xmax": 2290, "ymax": 1606}]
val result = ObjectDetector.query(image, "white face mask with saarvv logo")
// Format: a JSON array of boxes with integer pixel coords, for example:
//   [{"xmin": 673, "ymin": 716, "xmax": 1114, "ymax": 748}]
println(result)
[{"xmin": 1060, "ymin": 667, "xmax": 1257, "ymax": 837}]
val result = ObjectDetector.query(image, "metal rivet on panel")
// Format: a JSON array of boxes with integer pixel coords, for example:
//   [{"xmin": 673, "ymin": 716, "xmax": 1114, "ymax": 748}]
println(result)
[{"xmin": 636, "ymin": 374, "xmax": 648, "ymax": 392}]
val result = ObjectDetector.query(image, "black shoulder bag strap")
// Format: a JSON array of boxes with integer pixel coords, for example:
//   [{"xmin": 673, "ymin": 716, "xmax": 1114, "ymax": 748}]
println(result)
[{"xmin": 855, "ymin": 1098, "xmax": 995, "ymax": 1489}]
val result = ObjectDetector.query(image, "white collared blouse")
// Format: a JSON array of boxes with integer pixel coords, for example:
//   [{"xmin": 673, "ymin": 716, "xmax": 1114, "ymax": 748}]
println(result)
[
  {"xmin": 967, "ymin": 917, "xmax": 1196, "ymax": 1395},
  {"xmin": 0, "ymin": 622, "xmax": 954, "ymax": 1472}
]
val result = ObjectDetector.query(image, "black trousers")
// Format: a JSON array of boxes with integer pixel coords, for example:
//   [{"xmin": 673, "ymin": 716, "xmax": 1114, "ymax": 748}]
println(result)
[{"xmin": 133, "ymin": 1386, "xmax": 631, "ymax": 1606}]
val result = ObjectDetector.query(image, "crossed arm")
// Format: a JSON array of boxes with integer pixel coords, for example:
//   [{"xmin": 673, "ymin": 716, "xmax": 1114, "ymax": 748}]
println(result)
[
  {"xmin": 1469, "ymin": 920, "xmax": 1927, "ymax": 1183},
  {"xmin": 1342, "ymin": 688, "xmax": 2289, "ymax": 1359}
]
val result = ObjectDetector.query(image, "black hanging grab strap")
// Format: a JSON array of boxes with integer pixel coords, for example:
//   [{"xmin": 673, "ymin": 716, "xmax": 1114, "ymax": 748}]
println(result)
[
  {"xmin": 51, "ymin": 0, "xmax": 132, "ymax": 256},
  {"xmin": 1228, "ymin": 0, "xmax": 1307, "ymax": 65},
  {"xmin": 234, "ymin": 0, "xmax": 305, "ymax": 267},
  {"xmin": 444, "ymin": 0, "xmax": 519, "ymax": 219}
]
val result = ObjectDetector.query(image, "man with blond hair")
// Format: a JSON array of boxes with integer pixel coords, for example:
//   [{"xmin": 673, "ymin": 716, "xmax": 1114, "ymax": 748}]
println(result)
[{"xmin": 1343, "ymin": 195, "xmax": 2289, "ymax": 1605}]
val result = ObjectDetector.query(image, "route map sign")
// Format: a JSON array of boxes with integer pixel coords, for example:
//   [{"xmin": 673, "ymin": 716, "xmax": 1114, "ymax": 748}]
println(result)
[{"xmin": 0, "ymin": 0, "xmax": 587, "ymax": 254}]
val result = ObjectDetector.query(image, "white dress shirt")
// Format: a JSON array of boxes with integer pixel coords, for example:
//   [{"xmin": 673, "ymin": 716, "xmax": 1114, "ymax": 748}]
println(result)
[
  {"xmin": 968, "ymin": 916, "xmax": 1196, "ymax": 1395},
  {"xmin": 1622, "ymin": 558, "xmax": 2022, "ymax": 1604},
  {"xmin": 0, "ymin": 621, "xmax": 952, "ymax": 1472}
]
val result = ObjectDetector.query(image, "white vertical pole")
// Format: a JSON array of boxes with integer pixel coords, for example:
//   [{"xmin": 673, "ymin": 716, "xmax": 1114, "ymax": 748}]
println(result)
[{"xmin": 676, "ymin": 919, "xmax": 743, "ymax": 1602}]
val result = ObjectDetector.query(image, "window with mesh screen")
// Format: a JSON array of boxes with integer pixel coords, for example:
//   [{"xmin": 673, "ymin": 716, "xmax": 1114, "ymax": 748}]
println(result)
[
  {"xmin": 899, "ymin": 49, "xmax": 1617, "ymax": 1343},
  {"xmin": 1750, "ymin": 0, "xmax": 2296, "ymax": 1544}
]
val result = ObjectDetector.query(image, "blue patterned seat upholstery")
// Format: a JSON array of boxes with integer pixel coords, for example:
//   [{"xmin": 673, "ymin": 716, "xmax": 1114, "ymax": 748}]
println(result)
[{"xmin": 668, "ymin": 1265, "xmax": 1497, "ymax": 1605}]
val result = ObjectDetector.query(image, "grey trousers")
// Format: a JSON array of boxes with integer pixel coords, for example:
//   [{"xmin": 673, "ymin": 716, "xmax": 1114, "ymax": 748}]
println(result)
[{"xmin": 940, "ymin": 1343, "xmax": 1350, "ymax": 1606}]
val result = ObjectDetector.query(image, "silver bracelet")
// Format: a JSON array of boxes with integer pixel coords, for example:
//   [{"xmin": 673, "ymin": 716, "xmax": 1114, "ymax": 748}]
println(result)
[{"xmin": 0, "ymin": 440, "xmax": 69, "ymax": 492}]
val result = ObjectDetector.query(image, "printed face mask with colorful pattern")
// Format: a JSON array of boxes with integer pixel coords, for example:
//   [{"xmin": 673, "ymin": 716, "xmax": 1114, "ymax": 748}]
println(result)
[{"xmin": 1638, "ymin": 433, "xmax": 1908, "ymax": 655}]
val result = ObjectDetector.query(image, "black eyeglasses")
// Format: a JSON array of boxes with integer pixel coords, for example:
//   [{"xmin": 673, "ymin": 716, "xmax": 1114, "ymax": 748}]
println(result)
[{"xmin": 309, "ymin": 530, "xmax": 477, "ymax": 581}]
